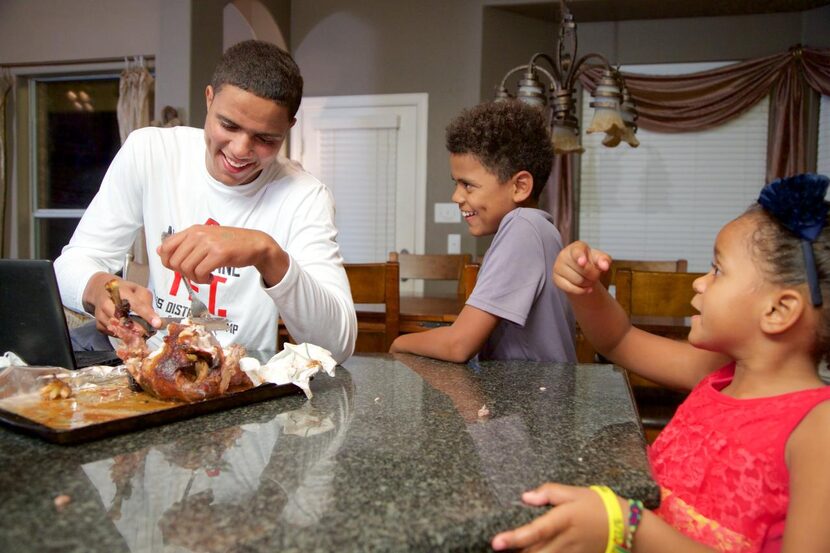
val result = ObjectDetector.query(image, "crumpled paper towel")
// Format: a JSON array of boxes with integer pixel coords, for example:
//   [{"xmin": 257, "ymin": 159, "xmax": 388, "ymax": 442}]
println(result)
[
  {"xmin": 240, "ymin": 343, "xmax": 336, "ymax": 399},
  {"xmin": 1, "ymin": 352, "xmax": 27, "ymax": 369}
]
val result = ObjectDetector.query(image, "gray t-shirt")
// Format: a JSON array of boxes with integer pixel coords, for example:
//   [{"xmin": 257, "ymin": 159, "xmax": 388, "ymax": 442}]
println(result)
[{"xmin": 467, "ymin": 208, "xmax": 576, "ymax": 362}]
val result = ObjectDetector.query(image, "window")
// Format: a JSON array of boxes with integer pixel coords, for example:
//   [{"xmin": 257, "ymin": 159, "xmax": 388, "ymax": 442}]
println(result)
[
  {"xmin": 31, "ymin": 74, "xmax": 121, "ymax": 260},
  {"xmin": 9, "ymin": 61, "xmax": 143, "ymax": 261},
  {"xmin": 578, "ymin": 62, "xmax": 769, "ymax": 272}
]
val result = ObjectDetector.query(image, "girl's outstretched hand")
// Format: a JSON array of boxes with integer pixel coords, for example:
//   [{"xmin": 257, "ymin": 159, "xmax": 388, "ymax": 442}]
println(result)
[
  {"xmin": 553, "ymin": 241, "xmax": 612, "ymax": 295},
  {"xmin": 491, "ymin": 483, "xmax": 610, "ymax": 552}
]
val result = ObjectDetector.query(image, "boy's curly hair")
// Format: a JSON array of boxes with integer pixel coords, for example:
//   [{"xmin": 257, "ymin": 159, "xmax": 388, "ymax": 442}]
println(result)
[
  {"xmin": 211, "ymin": 40, "xmax": 303, "ymax": 118},
  {"xmin": 745, "ymin": 205, "xmax": 830, "ymax": 364},
  {"xmin": 445, "ymin": 101, "xmax": 554, "ymax": 201}
]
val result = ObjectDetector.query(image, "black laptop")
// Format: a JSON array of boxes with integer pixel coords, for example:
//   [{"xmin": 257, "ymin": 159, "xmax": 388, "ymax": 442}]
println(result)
[{"xmin": 0, "ymin": 259, "xmax": 122, "ymax": 369}]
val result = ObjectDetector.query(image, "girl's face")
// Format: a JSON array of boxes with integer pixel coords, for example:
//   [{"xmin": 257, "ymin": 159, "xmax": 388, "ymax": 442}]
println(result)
[{"xmin": 689, "ymin": 215, "xmax": 773, "ymax": 355}]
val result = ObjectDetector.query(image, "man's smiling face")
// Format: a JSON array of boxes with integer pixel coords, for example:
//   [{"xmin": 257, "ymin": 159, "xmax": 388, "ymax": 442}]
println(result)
[{"xmin": 203, "ymin": 84, "xmax": 295, "ymax": 186}]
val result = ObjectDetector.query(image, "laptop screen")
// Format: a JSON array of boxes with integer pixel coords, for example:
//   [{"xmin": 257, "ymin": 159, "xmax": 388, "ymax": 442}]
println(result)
[{"xmin": 0, "ymin": 259, "xmax": 91, "ymax": 369}]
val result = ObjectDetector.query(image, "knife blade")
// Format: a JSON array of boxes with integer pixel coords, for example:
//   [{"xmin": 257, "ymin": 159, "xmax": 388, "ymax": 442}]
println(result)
[
  {"xmin": 159, "ymin": 317, "xmax": 230, "ymax": 332},
  {"xmin": 128, "ymin": 315, "xmax": 230, "ymax": 335}
]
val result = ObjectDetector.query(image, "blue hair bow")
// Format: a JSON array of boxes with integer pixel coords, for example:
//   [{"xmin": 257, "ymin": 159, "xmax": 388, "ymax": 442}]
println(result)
[{"xmin": 758, "ymin": 173, "xmax": 830, "ymax": 306}]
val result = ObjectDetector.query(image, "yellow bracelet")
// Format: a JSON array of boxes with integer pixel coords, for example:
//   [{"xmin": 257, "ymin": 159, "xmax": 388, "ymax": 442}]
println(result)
[{"xmin": 590, "ymin": 485, "xmax": 626, "ymax": 553}]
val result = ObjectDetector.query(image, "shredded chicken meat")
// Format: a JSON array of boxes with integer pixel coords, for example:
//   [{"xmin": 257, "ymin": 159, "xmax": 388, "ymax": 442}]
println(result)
[{"xmin": 105, "ymin": 279, "xmax": 252, "ymax": 402}]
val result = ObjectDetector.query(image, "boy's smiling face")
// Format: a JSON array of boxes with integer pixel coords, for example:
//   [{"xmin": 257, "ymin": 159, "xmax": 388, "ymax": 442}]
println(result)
[{"xmin": 450, "ymin": 153, "xmax": 529, "ymax": 237}]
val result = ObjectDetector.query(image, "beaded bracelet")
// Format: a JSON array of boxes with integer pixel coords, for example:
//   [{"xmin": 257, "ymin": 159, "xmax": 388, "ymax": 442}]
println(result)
[
  {"xmin": 589, "ymin": 485, "xmax": 626, "ymax": 553},
  {"xmin": 624, "ymin": 499, "xmax": 644, "ymax": 550}
]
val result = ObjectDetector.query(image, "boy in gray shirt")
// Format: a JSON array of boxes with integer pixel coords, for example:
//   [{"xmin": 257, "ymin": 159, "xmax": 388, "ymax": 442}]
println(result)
[{"xmin": 390, "ymin": 101, "xmax": 575, "ymax": 362}]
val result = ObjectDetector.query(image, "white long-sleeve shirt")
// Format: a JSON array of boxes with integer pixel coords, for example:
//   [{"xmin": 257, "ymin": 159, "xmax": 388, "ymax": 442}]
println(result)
[{"xmin": 55, "ymin": 126, "xmax": 356, "ymax": 362}]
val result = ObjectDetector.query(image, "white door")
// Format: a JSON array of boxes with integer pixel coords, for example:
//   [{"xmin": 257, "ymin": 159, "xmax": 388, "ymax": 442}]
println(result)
[{"xmin": 290, "ymin": 94, "xmax": 427, "ymax": 270}]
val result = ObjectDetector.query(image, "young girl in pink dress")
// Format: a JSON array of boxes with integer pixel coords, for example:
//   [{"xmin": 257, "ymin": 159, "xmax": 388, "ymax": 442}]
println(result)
[{"xmin": 492, "ymin": 173, "xmax": 830, "ymax": 553}]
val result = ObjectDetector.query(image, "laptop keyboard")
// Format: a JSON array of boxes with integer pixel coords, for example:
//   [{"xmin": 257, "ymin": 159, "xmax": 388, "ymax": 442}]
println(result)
[{"xmin": 74, "ymin": 350, "xmax": 123, "ymax": 368}]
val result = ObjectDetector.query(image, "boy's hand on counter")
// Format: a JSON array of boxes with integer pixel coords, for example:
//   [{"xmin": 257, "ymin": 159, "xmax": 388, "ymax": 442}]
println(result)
[{"xmin": 553, "ymin": 241, "xmax": 611, "ymax": 295}]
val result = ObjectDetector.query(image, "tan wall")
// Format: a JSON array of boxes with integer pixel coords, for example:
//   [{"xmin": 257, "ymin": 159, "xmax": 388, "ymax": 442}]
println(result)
[
  {"xmin": 291, "ymin": 0, "xmax": 486, "ymax": 258},
  {"xmin": 2, "ymin": 0, "xmax": 828, "ymax": 258},
  {"xmin": 0, "ymin": 0, "xmax": 161, "ymax": 64},
  {"xmin": 292, "ymin": 2, "xmax": 829, "ymax": 258}
]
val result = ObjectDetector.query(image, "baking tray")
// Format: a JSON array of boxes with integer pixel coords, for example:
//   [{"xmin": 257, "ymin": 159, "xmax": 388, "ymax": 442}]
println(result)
[{"xmin": 0, "ymin": 366, "xmax": 301, "ymax": 445}]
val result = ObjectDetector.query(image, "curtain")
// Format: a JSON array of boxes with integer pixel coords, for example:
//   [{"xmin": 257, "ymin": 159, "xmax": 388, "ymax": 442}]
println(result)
[
  {"xmin": 0, "ymin": 69, "xmax": 13, "ymax": 256},
  {"xmin": 117, "ymin": 59, "xmax": 154, "ymax": 264},
  {"xmin": 542, "ymin": 154, "xmax": 575, "ymax": 245},
  {"xmin": 117, "ymin": 60, "xmax": 154, "ymax": 144},
  {"xmin": 551, "ymin": 46, "xmax": 830, "ymax": 243}
]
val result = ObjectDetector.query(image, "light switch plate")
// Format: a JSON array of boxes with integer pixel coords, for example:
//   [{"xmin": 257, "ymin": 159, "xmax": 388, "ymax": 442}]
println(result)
[
  {"xmin": 434, "ymin": 203, "xmax": 460, "ymax": 223},
  {"xmin": 447, "ymin": 233, "xmax": 461, "ymax": 254}
]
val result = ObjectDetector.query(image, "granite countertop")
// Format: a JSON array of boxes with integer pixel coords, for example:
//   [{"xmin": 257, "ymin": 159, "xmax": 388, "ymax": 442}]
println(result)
[{"xmin": 0, "ymin": 354, "xmax": 658, "ymax": 552}]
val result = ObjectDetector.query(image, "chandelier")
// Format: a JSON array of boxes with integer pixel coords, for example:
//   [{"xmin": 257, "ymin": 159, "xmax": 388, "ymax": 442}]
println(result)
[{"xmin": 494, "ymin": 0, "xmax": 639, "ymax": 154}]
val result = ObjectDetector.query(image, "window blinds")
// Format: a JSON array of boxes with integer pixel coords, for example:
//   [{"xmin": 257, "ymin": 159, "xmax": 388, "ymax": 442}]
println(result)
[
  {"xmin": 578, "ymin": 62, "xmax": 769, "ymax": 272},
  {"xmin": 315, "ymin": 116, "xmax": 399, "ymax": 263}
]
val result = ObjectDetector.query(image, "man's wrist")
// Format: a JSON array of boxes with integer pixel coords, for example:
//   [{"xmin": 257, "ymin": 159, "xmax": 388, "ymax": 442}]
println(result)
[
  {"xmin": 82, "ymin": 272, "xmax": 112, "ymax": 315},
  {"xmin": 255, "ymin": 240, "xmax": 290, "ymax": 288}
]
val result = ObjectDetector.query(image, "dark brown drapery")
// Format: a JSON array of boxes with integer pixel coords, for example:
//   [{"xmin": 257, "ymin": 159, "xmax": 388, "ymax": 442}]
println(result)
[{"xmin": 547, "ymin": 46, "xmax": 830, "ymax": 243}]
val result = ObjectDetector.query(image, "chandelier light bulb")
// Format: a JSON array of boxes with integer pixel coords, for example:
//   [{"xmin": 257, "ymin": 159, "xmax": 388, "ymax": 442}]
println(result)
[{"xmin": 492, "ymin": 0, "xmax": 638, "ymax": 154}]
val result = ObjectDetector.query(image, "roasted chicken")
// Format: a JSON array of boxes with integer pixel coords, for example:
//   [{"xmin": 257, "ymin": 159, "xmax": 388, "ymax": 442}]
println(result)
[{"xmin": 105, "ymin": 279, "xmax": 252, "ymax": 402}]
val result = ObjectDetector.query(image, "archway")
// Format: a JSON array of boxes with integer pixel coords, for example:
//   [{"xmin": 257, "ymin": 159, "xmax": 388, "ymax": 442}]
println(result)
[{"xmin": 223, "ymin": 0, "xmax": 287, "ymax": 51}]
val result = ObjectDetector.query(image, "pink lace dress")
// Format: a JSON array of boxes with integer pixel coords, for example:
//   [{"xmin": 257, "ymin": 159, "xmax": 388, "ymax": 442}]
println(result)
[{"xmin": 648, "ymin": 363, "xmax": 830, "ymax": 552}]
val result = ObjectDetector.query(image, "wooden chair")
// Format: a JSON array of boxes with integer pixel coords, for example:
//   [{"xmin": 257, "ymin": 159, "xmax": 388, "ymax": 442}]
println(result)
[
  {"xmin": 614, "ymin": 268, "xmax": 705, "ymax": 443},
  {"xmin": 577, "ymin": 259, "xmax": 688, "ymax": 362},
  {"xmin": 600, "ymin": 258, "xmax": 688, "ymax": 289},
  {"xmin": 277, "ymin": 260, "xmax": 400, "ymax": 353},
  {"xmin": 614, "ymin": 268, "xmax": 703, "ymax": 318},
  {"xmin": 390, "ymin": 252, "xmax": 472, "ymax": 296},
  {"xmin": 347, "ymin": 260, "xmax": 400, "ymax": 352},
  {"xmin": 460, "ymin": 262, "xmax": 479, "ymax": 301}
]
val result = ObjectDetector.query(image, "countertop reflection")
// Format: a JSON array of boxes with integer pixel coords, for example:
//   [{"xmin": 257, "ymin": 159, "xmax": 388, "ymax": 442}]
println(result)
[{"xmin": 0, "ymin": 354, "xmax": 657, "ymax": 553}]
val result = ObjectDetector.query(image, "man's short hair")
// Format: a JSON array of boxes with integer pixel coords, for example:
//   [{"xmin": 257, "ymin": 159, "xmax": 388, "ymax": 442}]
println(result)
[
  {"xmin": 445, "ymin": 101, "xmax": 554, "ymax": 200},
  {"xmin": 211, "ymin": 40, "xmax": 303, "ymax": 118}
]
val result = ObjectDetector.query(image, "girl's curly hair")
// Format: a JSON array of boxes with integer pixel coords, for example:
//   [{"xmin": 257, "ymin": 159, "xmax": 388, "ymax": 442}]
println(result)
[{"xmin": 445, "ymin": 101, "xmax": 554, "ymax": 200}]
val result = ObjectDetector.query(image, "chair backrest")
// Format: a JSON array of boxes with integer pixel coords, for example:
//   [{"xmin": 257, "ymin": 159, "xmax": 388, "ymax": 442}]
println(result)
[
  {"xmin": 614, "ymin": 268, "xmax": 705, "ymax": 317},
  {"xmin": 390, "ymin": 252, "xmax": 472, "ymax": 296},
  {"xmin": 600, "ymin": 258, "xmax": 688, "ymax": 289},
  {"xmin": 460, "ymin": 262, "xmax": 479, "ymax": 301},
  {"xmin": 346, "ymin": 260, "xmax": 400, "ymax": 351}
]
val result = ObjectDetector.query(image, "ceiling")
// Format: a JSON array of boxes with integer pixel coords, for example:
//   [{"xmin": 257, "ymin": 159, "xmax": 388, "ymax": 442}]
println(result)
[{"xmin": 497, "ymin": 0, "xmax": 830, "ymax": 22}]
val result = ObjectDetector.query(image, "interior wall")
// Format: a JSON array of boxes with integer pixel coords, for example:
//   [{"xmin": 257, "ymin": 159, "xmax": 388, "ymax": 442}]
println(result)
[
  {"xmin": 803, "ymin": 5, "xmax": 830, "ymax": 47},
  {"xmin": 293, "ymin": 2, "xmax": 829, "ymax": 260},
  {"xmin": 290, "ymin": 0, "xmax": 485, "ymax": 259},
  {"xmin": 224, "ymin": 5, "xmax": 258, "ymax": 62},
  {"xmin": 481, "ymin": 7, "xmax": 555, "ymax": 104},
  {"xmin": 1, "ymin": 0, "xmax": 827, "ymax": 261},
  {"xmin": 228, "ymin": 0, "xmax": 289, "ymax": 50},
  {"xmin": 0, "ymin": 0, "xmax": 291, "ymax": 127},
  {"xmin": 0, "ymin": 0, "xmax": 161, "ymax": 65},
  {"xmin": 575, "ymin": 10, "xmax": 829, "ymax": 65},
  {"xmin": 156, "ymin": 1, "xmax": 191, "ymax": 125}
]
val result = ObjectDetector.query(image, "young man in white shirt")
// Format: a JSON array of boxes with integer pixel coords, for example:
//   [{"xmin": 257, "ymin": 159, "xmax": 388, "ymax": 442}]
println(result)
[{"xmin": 56, "ymin": 41, "xmax": 356, "ymax": 362}]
